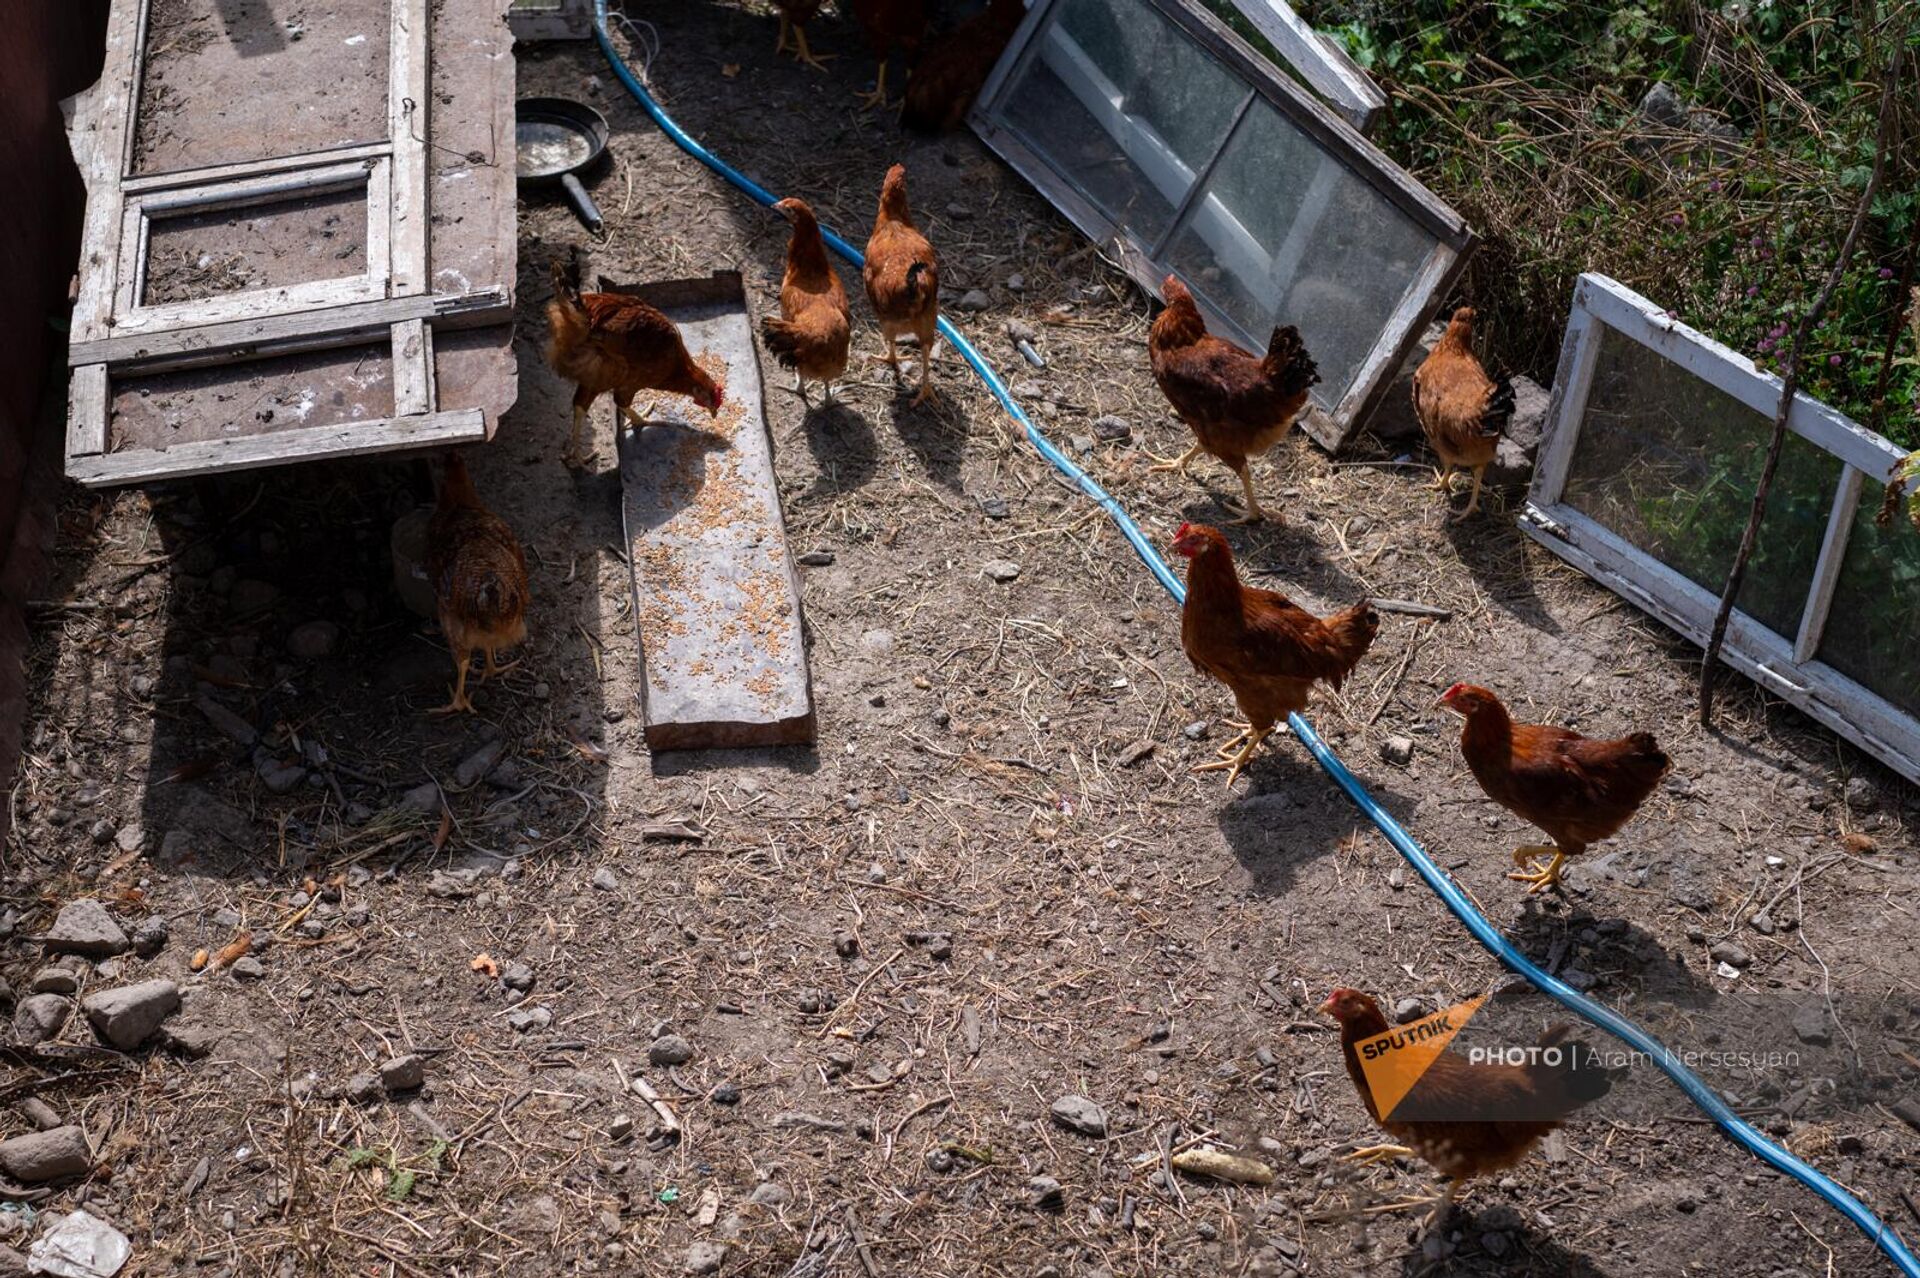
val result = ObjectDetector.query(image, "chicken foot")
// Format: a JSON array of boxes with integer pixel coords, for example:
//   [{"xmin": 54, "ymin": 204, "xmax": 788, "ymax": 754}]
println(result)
[
  {"xmin": 1508, "ymin": 844, "xmax": 1569, "ymax": 893},
  {"xmin": 429, "ymin": 650, "xmax": 476, "ymax": 716},
  {"xmin": 1341, "ymin": 1143, "xmax": 1414, "ymax": 1166},
  {"xmin": 563, "ymin": 406, "xmax": 594, "ymax": 468},
  {"xmin": 776, "ymin": 16, "xmax": 835, "ymax": 72},
  {"xmin": 1227, "ymin": 462, "xmax": 1272, "ymax": 525},
  {"xmin": 1192, "ymin": 724, "xmax": 1271, "ymax": 789},
  {"xmin": 856, "ymin": 63, "xmax": 893, "ymax": 111},
  {"xmin": 481, "ymin": 649, "xmax": 518, "ymax": 680},
  {"xmin": 1146, "ymin": 441, "xmax": 1201, "ymax": 474},
  {"xmin": 910, "ymin": 343, "xmax": 933, "ymax": 407}
]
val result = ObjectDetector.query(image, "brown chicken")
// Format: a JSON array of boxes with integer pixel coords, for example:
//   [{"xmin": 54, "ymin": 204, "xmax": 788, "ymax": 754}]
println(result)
[
  {"xmin": 426, "ymin": 453, "xmax": 529, "ymax": 716},
  {"xmin": 546, "ymin": 255, "xmax": 724, "ymax": 467},
  {"xmin": 1440, "ymin": 682, "xmax": 1670, "ymax": 893},
  {"xmin": 848, "ymin": 0, "xmax": 929, "ymax": 109},
  {"xmin": 1149, "ymin": 276, "xmax": 1319, "ymax": 524},
  {"xmin": 1412, "ymin": 306, "xmax": 1514, "ymax": 520},
  {"xmin": 1321, "ymin": 987, "xmax": 1615, "ymax": 1228},
  {"xmin": 901, "ymin": 0, "xmax": 1026, "ymax": 134},
  {"xmin": 862, "ymin": 164, "xmax": 939, "ymax": 405},
  {"xmin": 1173, "ymin": 522, "xmax": 1377, "ymax": 787},
  {"xmin": 762, "ymin": 197, "xmax": 852, "ymax": 405},
  {"xmin": 772, "ymin": 0, "xmax": 832, "ymax": 71}
]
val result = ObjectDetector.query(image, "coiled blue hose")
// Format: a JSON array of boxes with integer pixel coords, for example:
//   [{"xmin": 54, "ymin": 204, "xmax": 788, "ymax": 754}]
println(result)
[{"xmin": 590, "ymin": 8, "xmax": 1920, "ymax": 1271}]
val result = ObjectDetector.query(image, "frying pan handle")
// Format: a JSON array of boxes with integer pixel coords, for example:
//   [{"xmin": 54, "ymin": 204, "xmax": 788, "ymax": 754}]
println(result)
[{"xmin": 561, "ymin": 172, "xmax": 604, "ymax": 233}]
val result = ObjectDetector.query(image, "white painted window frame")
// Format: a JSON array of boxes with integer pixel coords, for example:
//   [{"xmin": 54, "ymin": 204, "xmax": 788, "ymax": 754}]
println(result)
[
  {"xmin": 969, "ymin": 0, "xmax": 1471, "ymax": 452},
  {"xmin": 1222, "ymin": 0, "xmax": 1385, "ymax": 134},
  {"xmin": 1523, "ymin": 272, "xmax": 1920, "ymax": 785},
  {"xmin": 63, "ymin": 0, "xmax": 498, "ymax": 486}
]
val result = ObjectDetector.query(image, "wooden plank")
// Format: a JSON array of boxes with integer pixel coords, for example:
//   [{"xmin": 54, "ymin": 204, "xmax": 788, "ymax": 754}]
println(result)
[
  {"xmin": 70, "ymin": 287, "xmax": 512, "ymax": 369},
  {"xmin": 1528, "ymin": 282, "xmax": 1606, "ymax": 505},
  {"xmin": 388, "ymin": 0, "xmax": 431, "ymax": 295},
  {"xmin": 391, "ymin": 319, "xmax": 435, "ymax": 415},
  {"xmin": 121, "ymin": 141, "xmax": 393, "ymax": 195},
  {"xmin": 70, "ymin": 0, "xmax": 147, "ymax": 344},
  {"xmin": 65, "ymin": 366, "xmax": 110, "ymax": 460},
  {"xmin": 617, "ymin": 274, "xmax": 814, "ymax": 751},
  {"xmin": 1793, "ymin": 465, "xmax": 1864, "ymax": 664},
  {"xmin": 67, "ymin": 408, "xmax": 486, "ymax": 487},
  {"xmin": 1328, "ymin": 241, "xmax": 1469, "ymax": 452},
  {"xmin": 111, "ymin": 272, "xmax": 388, "ymax": 336},
  {"xmin": 135, "ymin": 161, "xmax": 374, "ymax": 214}
]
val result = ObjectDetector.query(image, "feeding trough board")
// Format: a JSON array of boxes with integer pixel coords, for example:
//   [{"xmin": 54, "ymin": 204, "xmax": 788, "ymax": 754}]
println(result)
[
  {"xmin": 970, "ymin": 0, "xmax": 1470, "ymax": 451},
  {"xmin": 1524, "ymin": 273, "xmax": 1920, "ymax": 787},
  {"xmin": 615, "ymin": 272, "xmax": 816, "ymax": 753},
  {"xmin": 62, "ymin": 0, "xmax": 519, "ymax": 486}
]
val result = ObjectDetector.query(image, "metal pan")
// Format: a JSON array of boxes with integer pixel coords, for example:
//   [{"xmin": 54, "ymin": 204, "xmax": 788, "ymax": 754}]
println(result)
[{"xmin": 515, "ymin": 96, "xmax": 610, "ymax": 232}]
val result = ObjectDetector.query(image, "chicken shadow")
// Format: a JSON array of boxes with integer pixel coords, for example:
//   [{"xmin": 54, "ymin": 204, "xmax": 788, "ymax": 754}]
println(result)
[
  {"xmin": 795, "ymin": 399, "xmax": 881, "ymax": 498},
  {"xmin": 1505, "ymin": 901, "xmax": 1716, "ymax": 1008},
  {"xmin": 1443, "ymin": 513, "xmax": 1561, "ymax": 637},
  {"xmin": 1216, "ymin": 741, "xmax": 1425, "ymax": 898},
  {"xmin": 618, "ymin": 418, "xmax": 732, "ymax": 536},
  {"xmin": 888, "ymin": 388, "xmax": 968, "ymax": 491},
  {"xmin": 1391, "ymin": 1204, "xmax": 1616, "ymax": 1277}
]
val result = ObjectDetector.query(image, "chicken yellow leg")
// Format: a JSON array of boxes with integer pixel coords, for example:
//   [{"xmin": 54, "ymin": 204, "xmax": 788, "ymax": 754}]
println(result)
[
  {"xmin": 1342, "ymin": 1144, "xmax": 1414, "ymax": 1166},
  {"xmin": 1227, "ymin": 461, "xmax": 1272, "ymax": 525},
  {"xmin": 1508, "ymin": 844, "xmax": 1568, "ymax": 893},
  {"xmin": 430, "ymin": 650, "xmax": 475, "ymax": 716},
  {"xmin": 1147, "ymin": 441, "xmax": 1202, "ymax": 474},
  {"xmin": 564, "ymin": 406, "xmax": 589, "ymax": 466},
  {"xmin": 856, "ymin": 63, "xmax": 891, "ymax": 111},
  {"xmin": 1451, "ymin": 463, "xmax": 1488, "ymax": 522},
  {"xmin": 911, "ymin": 343, "xmax": 933, "ymax": 407},
  {"xmin": 1192, "ymin": 725, "xmax": 1271, "ymax": 789},
  {"xmin": 481, "ymin": 648, "xmax": 518, "ymax": 680}
]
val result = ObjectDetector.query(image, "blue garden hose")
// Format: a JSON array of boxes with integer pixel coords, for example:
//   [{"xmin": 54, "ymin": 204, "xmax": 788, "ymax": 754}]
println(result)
[{"xmin": 591, "ymin": 8, "xmax": 1920, "ymax": 1271}]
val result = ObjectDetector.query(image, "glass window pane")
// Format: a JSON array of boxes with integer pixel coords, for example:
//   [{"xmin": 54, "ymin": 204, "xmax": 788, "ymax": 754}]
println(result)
[
  {"xmin": 999, "ymin": 0, "xmax": 1247, "ymax": 247},
  {"xmin": 1561, "ymin": 327, "xmax": 1840, "ymax": 639},
  {"xmin": 1816, "ymin": 480, "xmax": 1920, "ymax": 717},
  {"xmin": 1162, "ymin": 95, "xmax": 1433, "ymax": 406}
]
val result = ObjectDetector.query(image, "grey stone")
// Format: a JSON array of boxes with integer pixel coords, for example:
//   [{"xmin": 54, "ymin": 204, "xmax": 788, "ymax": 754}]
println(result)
[
  {"xmin": 17, "ymin": 1099, "xmax": 60, "ymax": 1131},
  {"xmin": 196, "ymin": 695, "xmax": 259, "ymax": 746},
  {"xmin": 286, "ymin": 620, "xmax": 340, "ymax": 659},
  {"xmin": 1393, "ymin": 996, "xmax": 1426, "ymax": 1024},
  {"xmin": 685, "ymin": 1241, "xmax": 728, "ymax": 1275},
  {"xmin": 455, "ymin": 740, "xmax": 507, "ymax": 788},
  {"xmin": 44, "ymin": 899, "xmax": 129, "ymax": 958},
  {"xmin": 1709, "ymin": 941, "xmax": 1752, "ymax": 969},
  {"xmin": 797, "ymin": 550, "xmax": 835, "ymax": 567},
  {"xmin": 1381, "ymin": 736, "xmax": 1415, "ymax": 766},
  {"xmin": 82, "ymin": 979, "xmax": 180, "ymax": 1050},
  {"xmin": 1049, "ymin": 1094, "xmax": 1106, "ymax": 1137},
  {"xmin": 1028, "ymin": 1175, "xmax": 1064, "ymax": 1208},
  {"xmin": 502, "ymin": 962, "xmax": 535, "ymax": 992},
  {"xmin": 30, "ymin": 968, "xmax": 79, "ymax": 996},
  {"xmin": 649, "ymin": 1033, "xmax": 694, "ymax": 1066},
  {"xmin": 979, "ymin": 496, "xmax": 1009, "ymax": 519},
  {"xmin": 257, "ymin": 759, "xmax": 307, "ymax": 793},
  {"xmin": 609, "ymin": 1114, "xmax": 635, "ymax": 1142},
  {"xmin": 953, "ymin": 289, "xmax": 991, "ymax": 314},
  {"xmin": 1183, "ymin": 720, "xmax": 1209, "ymax": 740},
  {"xmin": 401, "ymin": 782, "xmax": 442, "ymax": 814},
  {"xmin": 747, "ymin": 1182, "xmax": 790, "ymax": 1207},
  {"xmin": 131, "ymin": 916, "xmax": 169, "ymax": 959},
  {"xmin": 345, "ymin": 1073, "xmax": 382, "ymax": 1104},
  {"xmin": 1844, "ymin": 776, "xmax": 1878, "ymax": 812},
  {"xmin": 981, "ymin": 559, "xmax": 1021, "ymax": 583},
  {"xmin": 230, "ymin": 956, "xmax": 266, "ymax": 980},
  {"xmin": 1792, "ymin": 1003, "xmax": 1831, "ymax": 1046},
  {"xmin": 592, "ymin": 867, "xmax": 620, "ymax": 892},
  {"xmin": 380, "ymin": 1054, "xmax": 426, "ymax": 1093},
  {"xmin": 13, "ymin": 995, "xmax": 71, "ymax": 1045},
  {"xmin": 0, "ymin": 1126, "xmax": 90, "ymax": 1183},
  {"xmin": 1092, "ymin": 415, "xmax": 1132, "ymax": 442},
  {"xmin": 507, "ymin": 1006, "xmax": 552, "ymax": 1033}
]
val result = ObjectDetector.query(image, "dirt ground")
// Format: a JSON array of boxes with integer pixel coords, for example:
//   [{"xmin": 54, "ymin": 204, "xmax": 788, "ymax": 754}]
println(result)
[{"xmin": 8, "ymin": 6, "xmax": 1920, "ymax": 1277}]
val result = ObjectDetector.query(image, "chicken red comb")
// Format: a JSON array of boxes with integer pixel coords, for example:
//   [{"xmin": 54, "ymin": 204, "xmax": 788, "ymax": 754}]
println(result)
[
  {"xmin": 1439, "ymin": 682, "xmax": 1468, "ymax": 700},
  {"xmin": 1174, "ymin": 521, "xmax": 1193, "ymax": 539}
]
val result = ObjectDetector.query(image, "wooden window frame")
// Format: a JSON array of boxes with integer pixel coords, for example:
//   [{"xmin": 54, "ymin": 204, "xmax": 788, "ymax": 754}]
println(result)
[
  {"xmin": 1219, "ymin": 0, "xmax": 1385, "ymax": 134},
  {"xmin": 969, "ymin": 0, "xmax": 1472, "ymax": 452},
  {"xmin": 64, "ymin": 0, "xmax": 503, "ymax": 486},
  {"xmin": 1523, "ymin": 273, "xmax": 1920, "ymax": 784}
]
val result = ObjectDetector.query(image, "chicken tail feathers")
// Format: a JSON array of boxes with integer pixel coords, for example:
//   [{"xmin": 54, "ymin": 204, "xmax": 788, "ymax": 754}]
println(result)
[
  {"xmin": 1263, "ymin": 325, "xmax": 1321, "ymax": 398},
  {"xmin": 904, "ymin": 260, "xmax": 933, "ymax": 306},
  {"xmin": 760, "ymin": 316, "xmax": 804, "ymax": 369},
  {"xmin": 1481, "ymin": 370, "xmax": 1517, "ymax": 438},
  {"xmin": 1530, "ymin": 1024, "xmax": 1619, "ymax": 1114}
]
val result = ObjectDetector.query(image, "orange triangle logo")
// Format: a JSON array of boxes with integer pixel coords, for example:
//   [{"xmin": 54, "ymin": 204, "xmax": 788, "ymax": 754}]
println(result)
[{"xmin": 1353, "ymin": 994, "xmax": 1488, "ymax": 1120}]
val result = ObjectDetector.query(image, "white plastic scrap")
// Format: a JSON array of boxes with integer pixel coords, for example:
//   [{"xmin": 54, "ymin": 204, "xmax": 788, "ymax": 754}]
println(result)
[{"xmin": 27, "ymin": 1211, "xmax": 131, "ymax": 1278}]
